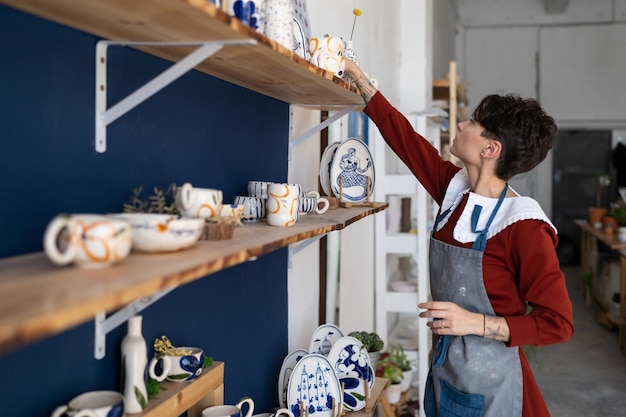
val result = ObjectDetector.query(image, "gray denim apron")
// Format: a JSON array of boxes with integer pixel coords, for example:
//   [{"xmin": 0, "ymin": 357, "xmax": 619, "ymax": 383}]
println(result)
[{"xmin": 424, "ymin": 184, "xmax": 522, "ymax": 417}]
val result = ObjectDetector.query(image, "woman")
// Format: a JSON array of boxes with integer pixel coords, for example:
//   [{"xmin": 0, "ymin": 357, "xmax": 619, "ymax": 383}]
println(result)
[{"xmin": 343, "ymin": 60, "xmax": 574, "ymax": 417}]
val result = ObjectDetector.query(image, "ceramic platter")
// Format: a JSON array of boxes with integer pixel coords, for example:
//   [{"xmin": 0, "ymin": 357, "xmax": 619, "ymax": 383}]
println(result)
[
  {"xmin": 309, "ymin": 323, "xmax": 344, "ymax": 356},
  {"xmin": 287, "ymin": 353, "xmax": 342, "ymax": 417},
  {"xmin": 330, "ymin": 138, "xmax": 375, "ymax": 203},
  {"xmin": 278, "ymin": 349, "xmax": 309, "ymax": 408},
  {"xmin": 319, "ymin": 142, "xmax": 339, "ymax": 198},
  {"xmin": 326, "ymin": 336, "xmax": 375, "ymax": 411}
]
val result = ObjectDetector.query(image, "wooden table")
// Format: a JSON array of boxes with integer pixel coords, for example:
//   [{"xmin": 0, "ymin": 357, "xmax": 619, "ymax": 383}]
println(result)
[{"xmin": 575, "ymin": 219, "xmax": 626, "ymax": 356}]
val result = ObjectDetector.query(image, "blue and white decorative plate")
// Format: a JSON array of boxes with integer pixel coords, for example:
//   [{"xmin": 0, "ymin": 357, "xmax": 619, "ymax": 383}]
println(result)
[
  {"xmin": 278, "ymin": 349, "xmax": 309, "ymax": 408},
  {"xmin": 330, "ymin": 138, "xmax": 375, "ymax": 203},
  {"xmin": 319, "ymin": 142, "xmax": 340, "ymax": 198},
  {"xmin": 309, "ymin": 324, "xmax": 344, "ymax": 356},
  {"xmin": 287, "ymin": 353, "xmax": 342, "ymax": 417},
  {"xmin": 326, "ymin": 336, "xmax": 375, "ymax": 411}
]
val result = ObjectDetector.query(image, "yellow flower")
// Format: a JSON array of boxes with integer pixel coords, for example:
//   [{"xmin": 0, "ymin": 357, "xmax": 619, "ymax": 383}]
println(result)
[{"xmin": 350, "ymin": 8, "xmax": 362, "ymax": 41}]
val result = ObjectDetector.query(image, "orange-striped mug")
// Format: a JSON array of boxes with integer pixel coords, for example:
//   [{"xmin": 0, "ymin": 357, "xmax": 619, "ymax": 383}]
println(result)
[{"xmin": 175, "ymin": 182, "xmax": 223, "ymax": 219}]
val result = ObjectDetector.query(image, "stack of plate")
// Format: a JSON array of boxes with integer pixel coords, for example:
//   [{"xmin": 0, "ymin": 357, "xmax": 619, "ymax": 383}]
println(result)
[
  {"xmin": 320, "ymin": 138, "xmax": 375, "ymax": 204},
  {"xmin": 278, "ymin": 324, "xmax": 376, "ymax": 417}
]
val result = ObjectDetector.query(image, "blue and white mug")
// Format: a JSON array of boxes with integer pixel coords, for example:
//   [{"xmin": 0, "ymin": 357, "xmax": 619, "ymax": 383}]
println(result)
[
  {"xmin": 149, "ymin": 346, "xmax": 205, "ymax": 383},
  {"xmin": 230, "ymin": 0, "xmax": 264, "ymax": 31},
  {"xmin": 203, "ymin": 398, "xmax": 255, "ymax": 417}
]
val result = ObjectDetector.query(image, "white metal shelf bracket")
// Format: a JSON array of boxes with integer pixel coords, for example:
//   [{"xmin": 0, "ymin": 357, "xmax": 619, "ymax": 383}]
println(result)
[
  {"xmin": 95, "ymin": 39, "xmax": 256, "ymax": 153},
  {"xmin": 288, "ymin": 233, "xmax": 326, "ymax": 268},
  {"xmin": 288, "ymin": 104, "xmax": 360, "ymax": 160},
  {"xmin": 94, "ymin": 286, "xmax": 177, "ymax": 359}
]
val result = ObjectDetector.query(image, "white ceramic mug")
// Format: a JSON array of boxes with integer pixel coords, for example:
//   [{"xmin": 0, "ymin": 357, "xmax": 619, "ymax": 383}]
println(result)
[
  {"xmin": 261, "ymin": 0, "xmax": 307, "ymax": 58},
  {"xmin": 248, "ymin": 180, "xmax": 273, "ymax": 199},
  {"xmin": 299, "ymin": 195, "xmax": 329, "ymax": 215},
  {"xmin": 175, "ymin": 183, "xmax": 223, "ymax": 219},
  {"xmin": 203, "ymin": 398, "xmax": 255, "ymax": 417},
  {"xmin": 308, "ymin": 37, "xmax": 345, "ymax": 77},
  {"xmin": 253, "ymin": 409, "xmax": 294, "ymax": 417},
  {"xmin": 43, "ymin": 214, "xmax": 132, "ymax": 268},
  {"xmin": 266, "ymin": 183, "xmax": 301, "ymax": 226},
  {"xmin": 234, "ymin": 196, "xmax": 267, "ymax": 221},
  {"xmin": 149, "ymin": 346, "xmax": 205, "ymax": 382},
  {"xmin": 51, "ymin": 390, "xmax": 124, "ymax": 417}
]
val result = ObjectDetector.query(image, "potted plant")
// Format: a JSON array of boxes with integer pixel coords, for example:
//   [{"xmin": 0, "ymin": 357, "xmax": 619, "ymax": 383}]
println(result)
[
  {"xmin": 390, "ymin": 344, "xmax": 414, "ymax": 392},
  {"xmin": 588, "ymin": 173, "xmax": 610, "ymax": 227},
  {"xmin": 376, "ymin": 352, "xmax": 403, "ymax": 403},
  {"xmin": 610, "ymin": 200, "xmax": 626, "ymax": 243},
  {"xmin": 348, "ymin": 331, "xmax": 384, "ymax": 369}
]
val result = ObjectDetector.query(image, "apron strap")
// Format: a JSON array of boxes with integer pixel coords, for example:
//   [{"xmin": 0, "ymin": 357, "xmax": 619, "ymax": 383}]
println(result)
[{"xmin": 470, "ymin": 183, "xmax": 509, "ymax": 252}]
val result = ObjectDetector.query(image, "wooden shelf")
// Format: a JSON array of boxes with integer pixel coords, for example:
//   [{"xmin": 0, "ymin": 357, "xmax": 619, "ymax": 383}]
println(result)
[
  {"xmin": 0, "ymin": 205, "xmax": 386, "ymax": 356},
  {"xmin": 142, "ymin": 361, "xmax": 224, "ymax": 417},
  {"xmin": 347, "ymin": 377, "xmax": 389, "ymax": 417},
  {"xmin": 0, "ymin": 0, "xmax": 363, "ymax": 110}
]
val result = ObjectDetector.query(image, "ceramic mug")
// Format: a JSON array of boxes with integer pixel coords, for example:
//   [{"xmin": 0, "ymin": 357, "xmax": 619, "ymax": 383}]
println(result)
[
  {"xmin": 234, "ymin": 196, "xmax": 267, "ymax": 221},
  {"xmin": 299, "ymin": 192, "xmax": 329, "ymax": 215},
  {"xmin": 308, "ymin": 37, "xmax": 345, "ymax": 77},
  {"xmin": 43, "ymin": 214, "xmax": 132, "ymax": 268},
  {"xmin": 51, "ymin": 390, "xmax": 124, "ymax": 417},
  {"xmin": 248, "ymin": 180, "xmax": 273, "ymax": 199},
  {"xmin": 203, "ymin": 397, "xmax": 255, "ymax": 417},
  {"xmin": 219, "ymin": 204, "xmax": 245, "ymax": 218},
  {"xmin": 266, "ymin": 183, "xmax": 301, "ymax": 227},
  {"xmin": 149, "ymin": 346, "xmax": 205, "ymax": 382},
  {"xmin": 253, "ymin": 409, "xmax": 294, "ymax": 417},
  {"xmin": 175, "ymin": 182, "xmax": 223, "ymax": 219}
]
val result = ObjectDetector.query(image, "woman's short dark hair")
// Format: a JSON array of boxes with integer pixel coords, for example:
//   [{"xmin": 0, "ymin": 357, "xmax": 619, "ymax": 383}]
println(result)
[{"xmin": 472, "ymin": 94, "xmax": 557, "ymax": 181}]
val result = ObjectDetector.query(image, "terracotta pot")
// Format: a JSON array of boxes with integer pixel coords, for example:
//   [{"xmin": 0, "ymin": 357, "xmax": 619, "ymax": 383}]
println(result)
[
  {"xmin": 588, "ymin": 207, "xmax": 608, "ymax": 228},
  {"xmin": 603, "ymin": 216, "xmax": 618, "ymax": 235}
]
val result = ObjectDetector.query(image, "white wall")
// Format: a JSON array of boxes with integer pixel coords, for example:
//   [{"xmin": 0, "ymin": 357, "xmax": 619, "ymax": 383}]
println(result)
[{"xmin": 288, "ymin": 0, "xmax": 436, "ymax": 350}]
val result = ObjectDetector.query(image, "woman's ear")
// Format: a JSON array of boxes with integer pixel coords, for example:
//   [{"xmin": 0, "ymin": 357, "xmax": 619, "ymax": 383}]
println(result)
[{"xmin": 483, "ymin": 140, "xmax": 502, "ymax": 158}]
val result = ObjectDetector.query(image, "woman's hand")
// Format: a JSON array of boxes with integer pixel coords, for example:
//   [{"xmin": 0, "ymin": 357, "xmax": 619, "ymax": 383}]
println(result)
[
  {"xmin": 418, "ymin": 301, "xmax": 511, "ymax": 342},
  {"xmin": 343, "ymin": 60, "xmax": 378, "ymax": 104}
]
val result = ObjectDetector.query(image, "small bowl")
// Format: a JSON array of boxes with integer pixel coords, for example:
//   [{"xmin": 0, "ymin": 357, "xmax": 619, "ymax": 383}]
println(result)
[{"xmin": 111, "ymin": 213, "xmax": 204, "ymax": 252}]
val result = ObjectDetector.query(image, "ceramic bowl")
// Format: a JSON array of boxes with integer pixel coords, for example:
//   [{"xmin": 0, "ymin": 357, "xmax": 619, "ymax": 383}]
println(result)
[{"xmin": 111, "ymin": 213, "xmax": 204, "ymax": 252}]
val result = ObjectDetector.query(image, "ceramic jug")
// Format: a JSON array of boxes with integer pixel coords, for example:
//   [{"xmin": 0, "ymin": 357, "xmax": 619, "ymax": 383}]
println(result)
[{"xmin": 261, "ymin": 0, "xmax": 307, "ymax": 59}]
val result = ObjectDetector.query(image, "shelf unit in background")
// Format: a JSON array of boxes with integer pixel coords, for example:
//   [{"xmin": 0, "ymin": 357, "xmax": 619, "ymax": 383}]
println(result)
[
  {"xmin": 432, "ymin": 61, "xmax": 468, "ymax": 164},
  {"xmin": 372, "ymin": 115, "xmax": 440, "ymax": 417}
]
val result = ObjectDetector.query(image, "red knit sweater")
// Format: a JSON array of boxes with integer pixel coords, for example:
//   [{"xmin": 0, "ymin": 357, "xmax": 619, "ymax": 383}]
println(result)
[{"xmin": 364, "ymin": 91, "xmax": 574, "ymax": 417}]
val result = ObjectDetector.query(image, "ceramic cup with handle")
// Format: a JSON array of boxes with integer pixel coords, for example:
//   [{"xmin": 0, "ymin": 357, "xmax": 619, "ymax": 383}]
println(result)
[
  {"xmin": 43, "ymin": 214, "xmax": 132, "ymax": 268},
  {"xmin": 149, "ymin": 346, "xmax": 205, "ymax": 383},
  {"xmin": 252, "ymin": 409, "xmax": 295, "ymax": 417},
  {"xmin": 203, "ymin": 397, "xmax": 255, "ymax": 417},
  {"xmin": 261, "ymin": 0, "xmax": 307, "ymax": 58},
  {"xmin": 175, "ymin": 182, "xmax": 223, "ymax": 219},
  {"xmin": 248, "ymin": 180, "xmax": 273, "ymax": 199},
  {"xmin": 299, "ymin": 191, "xmax": 329, "ymax": 215},
  {"xmin": 234, "ymin": 196, "xmax": 267, "ymax": 222},
  {"xmin": 308, "ymin": 36, "xmax": 345, "ymax": 77},
  {"xmin": 266, "ymin": 183, "xmax": 301, "ymax": 227},
  {"xmin": 51, "ymin": 390, "xmax": 124, "ymax": 417}
]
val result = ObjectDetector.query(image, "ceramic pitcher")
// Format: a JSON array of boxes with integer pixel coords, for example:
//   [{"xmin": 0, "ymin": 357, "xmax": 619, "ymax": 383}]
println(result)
[{"xmin": 261, "ymin": 0, "xmax": 307, "ymax": 58}]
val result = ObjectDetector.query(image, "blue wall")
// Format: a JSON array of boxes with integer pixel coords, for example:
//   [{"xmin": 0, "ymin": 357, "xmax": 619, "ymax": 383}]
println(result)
[{"xmin": 0, "ymin": 6, "xmax": 290, "ymax": 416}]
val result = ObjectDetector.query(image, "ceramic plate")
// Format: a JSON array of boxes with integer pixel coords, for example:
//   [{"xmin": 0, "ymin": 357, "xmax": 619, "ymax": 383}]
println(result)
[
  {"xmin": 309, "ymin": 324, "xmax": 344, "ymax": 356},
  {"xmin": 287, "ymin": 353, "xmax": 342, "ymax": 417},
  {"xmin": 326, "ymin": 336, "xmax": 375, "ymax": 411},
  {"xmin": 278, "ymin": 349, "xmax": 309, "ymax": 408},
  {"xmin": 319, "ymin": 142, "xmax": 340, "ymax": 198},
  {"xmin": 330, "ymin": 138, "xmax": 375, "ymax": 203}
]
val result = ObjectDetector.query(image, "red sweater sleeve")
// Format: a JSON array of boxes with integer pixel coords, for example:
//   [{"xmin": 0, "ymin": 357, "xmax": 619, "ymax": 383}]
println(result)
[{"xmin": 364, "ymin": 91, "xmax": 460, "ymax": 205}]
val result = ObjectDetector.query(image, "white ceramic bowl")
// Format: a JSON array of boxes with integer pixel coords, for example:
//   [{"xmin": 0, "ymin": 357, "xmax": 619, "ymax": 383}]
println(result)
[{"xmin": 111, "ymin": 213, "xmax": 204, "ymax": 252}]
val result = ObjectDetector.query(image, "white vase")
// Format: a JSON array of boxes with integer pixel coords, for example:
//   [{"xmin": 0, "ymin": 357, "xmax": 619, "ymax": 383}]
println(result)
[
  {"xmin": 386, "ymin": 383, "xmax": 402, "ymax": 404},
  {"xmin": 343, "ymin": 40, "xmax": 360, "ymax": 65},
  {"xmin": 121, "ymin": 315, "xmax": 148, "ymax": 414}
]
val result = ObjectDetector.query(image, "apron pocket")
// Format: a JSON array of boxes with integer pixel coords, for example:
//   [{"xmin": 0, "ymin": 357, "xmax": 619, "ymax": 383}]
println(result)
[{"xmin": 439, "ymin": 379, "xmax": 485, "ymax": 417}]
